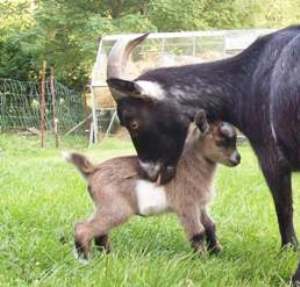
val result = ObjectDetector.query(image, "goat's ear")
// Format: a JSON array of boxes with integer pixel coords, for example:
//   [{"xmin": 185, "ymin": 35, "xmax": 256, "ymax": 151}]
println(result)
[
  {"xmin": 194, "ymin": 109, "xmax": 209, "ymax": 134},
  {"xmin": 107, "ymin": 78, "xmax": 164, "ymax": 102},
  {"xmin": 219, "ymin": 122, "xmax": 236, "ymax": 138},
  {"xmin": 107, "ymin": 78, "xmax": 137, "ymax": 96}
]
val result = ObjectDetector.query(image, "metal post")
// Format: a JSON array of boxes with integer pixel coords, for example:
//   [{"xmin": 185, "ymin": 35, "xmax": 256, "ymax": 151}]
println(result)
[
  {"xmin": 50, "ymin": 67, "xmax": 59, "ymax": 148},
  {"xmin": 90, "ymin": 38, "xmax": 103, "ymax": 144},
  {"xmin": 90, "ymin": 86, "xmax": 98, "ymax": 144},
  {"xmin": 105, "ymin": 109, "xmax": 117, "ymax": 137},
  {"xmin": 39, "ymin": 60, "xmax": 46, "ymax": 148},
  {"xmin": 192, "ymin": 36, "xmax": 196, "ymax": 57},
  {"xmin": 89, "ymin": 121, "xmax": 94, "ymax": 146}
]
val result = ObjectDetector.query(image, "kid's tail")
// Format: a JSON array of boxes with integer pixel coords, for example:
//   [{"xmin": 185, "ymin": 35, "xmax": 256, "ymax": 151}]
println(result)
[{"xmin": 62, "ymin": 151, "xmax": 96, "ymax": 178}]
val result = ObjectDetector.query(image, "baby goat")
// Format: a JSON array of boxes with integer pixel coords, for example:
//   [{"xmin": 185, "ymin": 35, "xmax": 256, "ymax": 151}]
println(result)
[{"xmin": 64, "ymin": 110, "xmax": 240, "ymax": 261}]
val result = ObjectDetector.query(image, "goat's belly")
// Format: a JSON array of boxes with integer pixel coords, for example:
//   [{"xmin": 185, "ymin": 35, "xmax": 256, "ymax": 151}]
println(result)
[{"xmin": 135, "ymin": 180, "xmax": 170, "ymax": 216}]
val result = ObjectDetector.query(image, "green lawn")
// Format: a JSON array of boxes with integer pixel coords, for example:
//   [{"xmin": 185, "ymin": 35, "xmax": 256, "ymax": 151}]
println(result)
[{"xmin": 1, "ymin": 133, "xmax": 300, "ymax": 286}]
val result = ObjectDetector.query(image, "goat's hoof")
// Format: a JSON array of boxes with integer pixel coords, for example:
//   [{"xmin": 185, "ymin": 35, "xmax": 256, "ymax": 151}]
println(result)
[
  {"xmin": 281, "ymin": 242, "xmax": 299, "ymax": 252},
  {"xmin": 94, "ymin": 235, "xmax": 111, "ymax": 254},
  {"xmin": 97, "ymin": 245, "xmax": 111, "ymax": 254},
  {"xmin": 73, "ymin": 247, "xmax": 89, "ymax": 265},
  {"xmin": 208, "ymin": 243, "xmax": 223, "ymax": 255},
  {"xmin": 292, "ymin": 278, "xmax": 300, "ymax": 287},
  {"xmin": 194, "ymin": 244, "xmax": 207, "ymax": 255},
  {"xmin": 292, "ymin": 262, "xmax": 300, "ymax": 286}
]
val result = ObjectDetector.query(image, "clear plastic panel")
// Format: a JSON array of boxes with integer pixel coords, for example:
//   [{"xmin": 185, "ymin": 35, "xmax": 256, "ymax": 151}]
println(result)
[{"xmin": 92, "ymin": 30, "xmax": 274, "ymax": 111}]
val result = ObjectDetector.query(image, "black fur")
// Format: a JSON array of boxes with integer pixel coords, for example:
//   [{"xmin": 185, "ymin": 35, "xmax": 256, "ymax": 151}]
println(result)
[
  {"xmin": 199, "ymin": 209, "xmax": 222, "ymax": 254},
  {"xmin": 94, "ymin": 234, "xmax": 110, "ymax": 253},
  {"xmin": 107, "ymin": 26, "xmax": 300, "ymax": 282},
  {"xmin": 293, "ymin": 262, "xmax": 300, "ymax": 286},
  {"xmin": 117, "ymin": 97, "xmax": 190, "ymax": 183},
  {"xmin": 74, "ymin": 239, "xmax": 87, "ymax": 259},
  {"xmin": 190, "ymin": 232, "xmax": 206, "ymax": 252}
]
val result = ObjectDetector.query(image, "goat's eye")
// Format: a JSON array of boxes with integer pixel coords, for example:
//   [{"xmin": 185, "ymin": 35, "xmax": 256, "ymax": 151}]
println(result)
[
  {"xmin": 217, "ymin": 137, "xmax": 235, "ymax": 148},
  {"xmin": 129, "ymin": 120, "xmax": 139, "ymax": 131}
]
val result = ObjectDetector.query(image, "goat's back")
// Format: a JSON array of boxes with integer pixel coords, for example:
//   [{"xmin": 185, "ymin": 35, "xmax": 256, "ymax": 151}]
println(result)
[{"xmin": 87, "ymin": 156, "xmax": 140, "ymax": 207}]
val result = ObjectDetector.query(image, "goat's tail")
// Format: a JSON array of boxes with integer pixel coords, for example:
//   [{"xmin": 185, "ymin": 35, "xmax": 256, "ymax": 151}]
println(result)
[{"xmin": 62, "ymin": 151, "xmax": 96, "ymax": 178}]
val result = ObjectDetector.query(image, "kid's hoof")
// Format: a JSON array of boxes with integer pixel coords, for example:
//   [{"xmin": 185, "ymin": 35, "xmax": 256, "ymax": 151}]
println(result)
[
  {"xmin": 94, "ymin": 235, "xmax": 111, "ymax": 253},
  {"xmin": 191, "ymin": 233, "xmax": 206, "ymax": 255},
  {"xmin": 73, "ymin": 247, "xmax": 89, "ymax": 265},
  {"xmin": 208, "ymin": 242, "xmax": 223, "ymax": 255},
  {"xmin": 194, "ymin": 244, "xmax": 207, "ymax": 255}
]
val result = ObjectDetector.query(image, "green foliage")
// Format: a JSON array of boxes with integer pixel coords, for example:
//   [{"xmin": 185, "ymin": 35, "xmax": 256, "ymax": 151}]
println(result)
[
  {"xmin": 0, "ymin": 0, "xmax": 299, "ymax": 90},
  {"xmin": 253, "ymin": 0, "xmax": 300, "ymax": 28},
  {"xmin": 0, "ymin": 0, "xmax": 157, "ymax": 89},
  {"xmin": 148, "ymin": 0, "xmax": 257, "ymax": 31},
  {"xmin": 0, "ymin": 0, "xmax": 33, "ymax": 35},
  {"xmin": 0, "ymin": 1, "xmax": 36, "ymax": 80},
  {"xmin": 0, "ymin": 35, "xmax": 35, "ymax": 80}
]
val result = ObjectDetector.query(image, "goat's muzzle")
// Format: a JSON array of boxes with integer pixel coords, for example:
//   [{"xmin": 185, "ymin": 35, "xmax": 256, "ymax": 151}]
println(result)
[
  {"xmin": 228, "ymin": 151, "xmax": 241, "ymax": 166},
  {"xmin": 138, "ymin": 160, "xmax": 176, "ymax": 185}
]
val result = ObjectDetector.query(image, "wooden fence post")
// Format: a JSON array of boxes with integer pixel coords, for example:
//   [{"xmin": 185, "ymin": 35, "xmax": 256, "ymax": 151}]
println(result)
[
  {"xmin": 50, "ymin": 67, "xmax": 59, "ymax": 148},
  {"xmin": 39, "ymin": 61, "xmax": 46, "ymax": 148}
]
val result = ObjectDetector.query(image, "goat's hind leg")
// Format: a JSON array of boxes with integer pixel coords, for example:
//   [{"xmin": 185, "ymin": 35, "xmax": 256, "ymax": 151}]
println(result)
[
  {"xmin": 74, "ymin": 221, "xmax": 94, "ymax": 262},
  {"xmin": 256, "ymin": 147, "xmax": 297, "ymax": 248},
  {"xmin": 74, "ymin": 207, "xmax": 132, "ymax": 261},
  {"xmin": 201, "ymin": 208, "xmax": 222, "ymax": 254}
]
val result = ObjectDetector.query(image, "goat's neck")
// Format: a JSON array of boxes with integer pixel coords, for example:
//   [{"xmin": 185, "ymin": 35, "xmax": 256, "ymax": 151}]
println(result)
[
  {"xmin": 178, "ymin": 139, "xmax": 217, "ymax": 179},
  {"xmin": 166, "ymin": 43, "xmax": 262, "ymax": 129},
  {"xmin": 173, "ymin": 62, "xmax": 250, "ymax": 129},
  {"xmin": 139, "ymin": 39, "xmax": 264, "ymax": 130}
]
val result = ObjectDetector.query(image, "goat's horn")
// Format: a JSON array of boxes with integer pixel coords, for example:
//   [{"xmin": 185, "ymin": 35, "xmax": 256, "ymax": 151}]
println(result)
[{"xmin": 107, "ymin": 33, "xmax": 149, "ymax": 99}]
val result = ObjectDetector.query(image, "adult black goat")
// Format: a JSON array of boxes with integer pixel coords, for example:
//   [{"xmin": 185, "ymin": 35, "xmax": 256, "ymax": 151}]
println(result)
[{"xmin": 106, "ymin": 26, "xmax": 300, "ymax": 283}]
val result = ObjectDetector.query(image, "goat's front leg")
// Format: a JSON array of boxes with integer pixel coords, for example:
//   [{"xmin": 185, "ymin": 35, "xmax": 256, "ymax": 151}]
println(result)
[
  {"xmin": 293, "ymin": 262, "xmax": 300, "ymax": 286},
  {"xmin": 178, "ymin": 206, "xmax": 206, "ymax": 254},
  {"xmin": 201, "ymin": 208, "xmax": 222, "ymax": 254}
]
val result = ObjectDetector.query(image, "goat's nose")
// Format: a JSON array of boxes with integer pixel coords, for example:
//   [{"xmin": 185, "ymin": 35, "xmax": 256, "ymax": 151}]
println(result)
[
  {"xmin": 138, "ymin": 160, "xmax": 161, "ymax": 181},
  {"xmin": 230, "ymin": 151, "xmax": 241, "ymax": 166}
]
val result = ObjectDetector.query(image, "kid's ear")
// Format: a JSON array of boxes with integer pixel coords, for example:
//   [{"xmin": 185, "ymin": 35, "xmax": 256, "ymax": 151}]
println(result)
[{"xmin": 194, "ymin": 109, "xmax": 209, "ymax": 134}]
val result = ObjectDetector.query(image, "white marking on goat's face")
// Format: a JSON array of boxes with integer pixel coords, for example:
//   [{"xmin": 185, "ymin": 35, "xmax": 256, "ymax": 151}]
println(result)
[
  {"xmin": 134, "ymin": 80, "xmax": 165, "ymax": 100},
  {"xmin": 138, "ymin": 160, "xmax": 161, "ymax": 181},
  {"xmin": 135, "ymin": 180, "xmax": 170, "ymax": 216}
]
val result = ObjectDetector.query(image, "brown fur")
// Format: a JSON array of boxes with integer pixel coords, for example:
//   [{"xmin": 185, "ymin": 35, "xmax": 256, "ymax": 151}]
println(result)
[{"xmin": 65, "ymin": 120, "xmax": 239, "ymax": 260}]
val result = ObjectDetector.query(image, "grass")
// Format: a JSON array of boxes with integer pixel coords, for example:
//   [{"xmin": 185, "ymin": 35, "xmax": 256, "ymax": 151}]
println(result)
[{"xmin": 1, "ymin": 133, "xmax": 300, "ymax": 286}]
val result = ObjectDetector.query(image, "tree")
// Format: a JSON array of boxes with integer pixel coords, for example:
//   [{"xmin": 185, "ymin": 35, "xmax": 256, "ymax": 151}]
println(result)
[
  {"xmin": 15, "ymin": 0, "xmax": 155, "ymax": 89},
  {"xmin": 0, "ymin": 0, "xmax": 298, "ymax": 90},
  {"xmin": 148, "ymin": 0, "xmax": 258, "ymax": 31}
]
